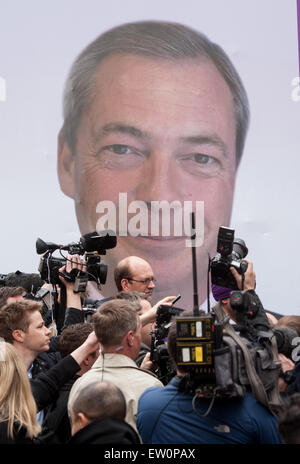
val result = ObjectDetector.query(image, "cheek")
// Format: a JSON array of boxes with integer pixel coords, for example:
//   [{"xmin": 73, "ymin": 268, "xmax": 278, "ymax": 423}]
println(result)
[
  {"xmin": 75, "ymin": 161, "xmax": 142, "ymax": 206},
  {"xmin": 188, "ymin": 175, "xmax": 235, "ymax": 216}
]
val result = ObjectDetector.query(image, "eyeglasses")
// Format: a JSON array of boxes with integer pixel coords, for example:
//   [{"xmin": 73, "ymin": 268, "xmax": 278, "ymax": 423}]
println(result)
[{"xmin": 126, "ymin": 277, "xmax": 157, "ymax": 285}]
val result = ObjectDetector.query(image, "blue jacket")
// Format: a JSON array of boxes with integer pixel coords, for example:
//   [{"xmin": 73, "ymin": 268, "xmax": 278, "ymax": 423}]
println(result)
[{"xmin": 137, "ymin": 376, "xmax": 282, "ymax": 444}]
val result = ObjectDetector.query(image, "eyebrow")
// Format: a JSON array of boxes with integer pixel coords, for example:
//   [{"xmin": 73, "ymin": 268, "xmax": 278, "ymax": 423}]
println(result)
[
  {"xmin": 92, "ymin": 122, "xmax": 151, "ymax": 144},
  {"xmin": 179, "ymin": 134, "xmax": 229, "ymax": 158},
  {"xmin": 93, "ymin": 123, "xmax": 228, "ymax": 157}
]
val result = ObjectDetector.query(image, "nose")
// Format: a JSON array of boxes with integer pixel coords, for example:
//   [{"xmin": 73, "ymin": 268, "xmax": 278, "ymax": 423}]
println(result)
[
  {"xmin": 147, "ymin": 279, "xmax": 155, "ymax": 289},
  {"xmin": 136, "ymin": 150, "xmax": 182, "ymax": 203},
  {"xmin": 45, "ymin": 326, "xmax": 51, "ymax": 337}
]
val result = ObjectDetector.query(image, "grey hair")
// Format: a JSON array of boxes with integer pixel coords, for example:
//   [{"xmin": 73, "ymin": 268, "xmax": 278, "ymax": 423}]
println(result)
[{"xmin": 61, "ymin": 20, "xmax": 250, "ymax": 165}]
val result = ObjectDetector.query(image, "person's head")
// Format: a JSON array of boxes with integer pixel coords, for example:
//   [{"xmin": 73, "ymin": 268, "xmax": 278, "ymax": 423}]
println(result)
[
  {"xmin": 0, "ymin": 342, "xmax": 41, "ymax": 439},
  {"xmin": 69, "ymin": 381, "xmax": 126, "ymax": 436},
  {"xmin": 115, "ymin": 290, "xmax": 153, "ymax": 347},
  {"xmin": 92, "ymin": 299, "xmax": 141, "ymax": 359},
  {"xmin": 278, "ymin": 393, "xmax": 300, "ymax": 444},
  {"xmin": 114, "ymin": 256, "xmax": 156, "ymax": 298},
  {"xmin": 275, "ymin": 316, "xmax": 300, "ymax": 336},
  {"xmin": 211, "ymin": 284, "xmax": 236, "ymax": 321},
  {"xmin": 0, "ymin": 300, "xmax": 51, "ymax": 357},
  {"xmin": 57, "ymin": 20, "xmax": 250, "ymax": 305},
  {"xmin": 0, "ymin": 286, "xmax": 25, "ymax": 309},
  {"xmin": 58, "ymin": 322, "xmax": 99, "ymax": 375}
]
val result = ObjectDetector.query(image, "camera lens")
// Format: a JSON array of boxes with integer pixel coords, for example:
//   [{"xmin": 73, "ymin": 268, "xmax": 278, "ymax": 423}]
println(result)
[{"xmin": 232, "ymin": 238, "xmax": 248, "ymax": 260}]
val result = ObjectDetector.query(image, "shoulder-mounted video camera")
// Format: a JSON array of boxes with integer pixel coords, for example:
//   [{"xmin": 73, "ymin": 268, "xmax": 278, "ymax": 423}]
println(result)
[
  {"xmin": 36, "ymin": 230, "xmax": 116, "ymax": 292},
  {"xmin": 172, "ymin": 221, "xmax": 283, "ymax": 414}
]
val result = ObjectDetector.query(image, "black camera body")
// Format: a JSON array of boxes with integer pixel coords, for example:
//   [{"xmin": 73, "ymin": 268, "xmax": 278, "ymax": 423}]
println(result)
[
  {"xmin": 210, "ymin": 226, "xmax": 248, "ymax": 289},
  {"xmin": 36, "ymin": 231, "xmax": 116, "ymax": 289},
  {"xmin": 150, "ymin": 304, "xmax": 184, "ymax": 385}
]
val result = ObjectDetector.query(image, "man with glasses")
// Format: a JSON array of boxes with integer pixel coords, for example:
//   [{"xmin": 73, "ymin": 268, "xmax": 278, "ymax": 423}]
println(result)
[{"xmin": 114, "ymin": 256, "xmax": 156, "ymax": 300}]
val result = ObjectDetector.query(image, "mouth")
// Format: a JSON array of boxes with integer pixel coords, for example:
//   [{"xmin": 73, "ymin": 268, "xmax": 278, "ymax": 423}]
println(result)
[{"xmin": 136, "ymin": 235, "xmax": 186, "ymax": 243}]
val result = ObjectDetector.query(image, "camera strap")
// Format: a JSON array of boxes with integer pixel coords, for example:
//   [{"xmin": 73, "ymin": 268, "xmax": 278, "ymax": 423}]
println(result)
[{"xmin": 213, "ymin": 302, "xmax": 283, "ymax": 415}]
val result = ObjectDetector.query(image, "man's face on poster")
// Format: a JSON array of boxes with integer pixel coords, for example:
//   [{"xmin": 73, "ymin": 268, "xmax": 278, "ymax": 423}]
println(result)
[{"xmin": 58, "ymin": 53, "xmax": 237, "ymax": 297}]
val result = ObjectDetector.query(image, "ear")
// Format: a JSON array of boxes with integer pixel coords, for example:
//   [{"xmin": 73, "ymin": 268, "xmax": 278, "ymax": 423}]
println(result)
[
  {"xmin": 82, "ymin": 357, "xmax": 90, "ymax": 367},
  {"xmin": 77, "ymin": 412, "xmax": 90, "ymax": 428},
  {"xmin": 57, "ymin": 129, "xmax": 76, "ymax": 199},
  {"xmin": 121, "ymin": 278, "xmax": 130, "ymax": 291},
  {"xmin": 72, "ymin": 412, "xmax": 90, "ymax": 434},
  {"xmin": 126, "ymin": 330, "xmax": 135, "ymax": 347},
  {"xmin": 12, "ymin": 329, "xmax": 25, "ymax": 343}
]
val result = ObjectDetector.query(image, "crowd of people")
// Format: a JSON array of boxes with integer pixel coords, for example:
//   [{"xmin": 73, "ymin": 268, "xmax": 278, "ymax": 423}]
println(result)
[{"xmin": 0, "ymin": 253, "xmax": 299, "ymax": 446}]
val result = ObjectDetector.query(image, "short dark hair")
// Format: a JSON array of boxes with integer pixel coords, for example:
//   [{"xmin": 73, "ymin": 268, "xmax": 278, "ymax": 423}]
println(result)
[
  {"xmin": 276, "ymin": 316, "xmax": 300, "ymax": 336},
  {"xmin": 115, "ymin": 291, "xmax": 150, "ymax": 312},
  {"xmin": 71, "ymin": 381, "xmax": 126, "ymax": 422},
  {"xmin": 278, "ymin": 393, "xmax": 300, "ymax": 444},
  {"xmin": 0, "ymin": 287, "xmax": 25, "ymax": 309},
  {"xmin": 58, "ymin": 322, "xmax": 93, "ymax": 358},
  {"xmin": 114, "ymin": 262, "xmax": 132, "ymax": 292},
  {"xmin": 0, "ymin": 300, "xmax": 42, "ymax": 344},
  {"xmin": 92, "ymin": 299, "xmax": 139, "ymax": 346}
]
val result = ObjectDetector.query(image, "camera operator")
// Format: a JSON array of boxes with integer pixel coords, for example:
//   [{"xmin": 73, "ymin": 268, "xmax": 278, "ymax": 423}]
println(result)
[
  {"xmin": 137, "ymin": 260, "xmax": 282, "ymax": 444},
  {"xmin": 212, "ymin": 261, "xmax": 299, "ymax": 392},
  {"xmin": 52, "ymin": 254, "xmax": 87, "ymax": 332},
  {"xmin": 137, "ymin": 313, "xmax": 282, "ymax": 444}
]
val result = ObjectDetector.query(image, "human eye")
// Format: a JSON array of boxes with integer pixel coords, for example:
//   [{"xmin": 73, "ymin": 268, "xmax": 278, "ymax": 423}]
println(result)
[
  {"xmin": 96, "ymin": 144, "xmax": 145, "ymax": 169},
  {"xmin": 178, "ymin": 152, "xmax": 222, "ymax": 176},
  {"xmin": 104, "ymin": 144, "xmax": 134, "ymax": 155}
]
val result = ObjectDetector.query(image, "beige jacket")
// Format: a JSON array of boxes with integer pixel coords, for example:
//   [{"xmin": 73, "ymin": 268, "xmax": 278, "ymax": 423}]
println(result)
[{"xmin": 68, "ymin": 353, "xmax": 163, "ymax": 432}]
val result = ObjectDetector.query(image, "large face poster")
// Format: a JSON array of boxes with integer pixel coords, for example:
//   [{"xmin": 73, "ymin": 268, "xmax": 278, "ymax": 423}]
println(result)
[{"xmin": 0, "ymin": 0, "xmax": 299, "ymax": 314}]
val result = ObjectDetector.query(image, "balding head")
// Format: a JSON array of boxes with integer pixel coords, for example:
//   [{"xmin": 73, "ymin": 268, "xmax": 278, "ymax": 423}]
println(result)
[
  {"xmin": 114, "ymin": 256, "xmax": 156, "ymax": 298},
  {"xmin": 69, "ymin": 381, "xmax": 127, "ymax": 436}
]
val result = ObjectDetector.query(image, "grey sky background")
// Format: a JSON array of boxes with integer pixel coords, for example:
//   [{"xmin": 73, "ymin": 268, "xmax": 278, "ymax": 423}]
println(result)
[{"xmin": 0, "ymin": 0, "xmax": 299, "ymax": 314}]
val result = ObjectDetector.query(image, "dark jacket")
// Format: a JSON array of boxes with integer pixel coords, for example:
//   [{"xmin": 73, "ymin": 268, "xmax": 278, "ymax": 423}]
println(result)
[
  {"xmin": 42, "ymin": 375, "xmax": 80, "ymax": 443},
  {"xmin": 30, "ymin": 355, "xmax": 80, "ymax": 412},
  {"xmin": 67, "ymin": 417, "xmax": 141, "ymax": 445},
  {"xmin": 31, "ymin": 351, "xmax": 61, "ymax": 378},
  {"xmin": 0, "ymin": 422, "xmax": 35, "ymax": 444}
]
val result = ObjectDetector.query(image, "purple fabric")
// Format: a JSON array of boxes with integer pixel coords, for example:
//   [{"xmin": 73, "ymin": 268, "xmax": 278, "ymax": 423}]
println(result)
[{"xmin": 211, "ymin": 284, "xmax": 231, "ymax": 301}]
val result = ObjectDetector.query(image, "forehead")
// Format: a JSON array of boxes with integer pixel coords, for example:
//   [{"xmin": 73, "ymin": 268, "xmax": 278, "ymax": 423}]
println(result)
[
  {"xmin": 27, "ymin": 310, "xmax": 43, "ymax": 326},
  {"xmin": 80, "ymin": 53, "xmax": 236, "ymax": 156},
  {"xmin": 129, "ymin": 260, "xmax": 153, "ymax": 277}
]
